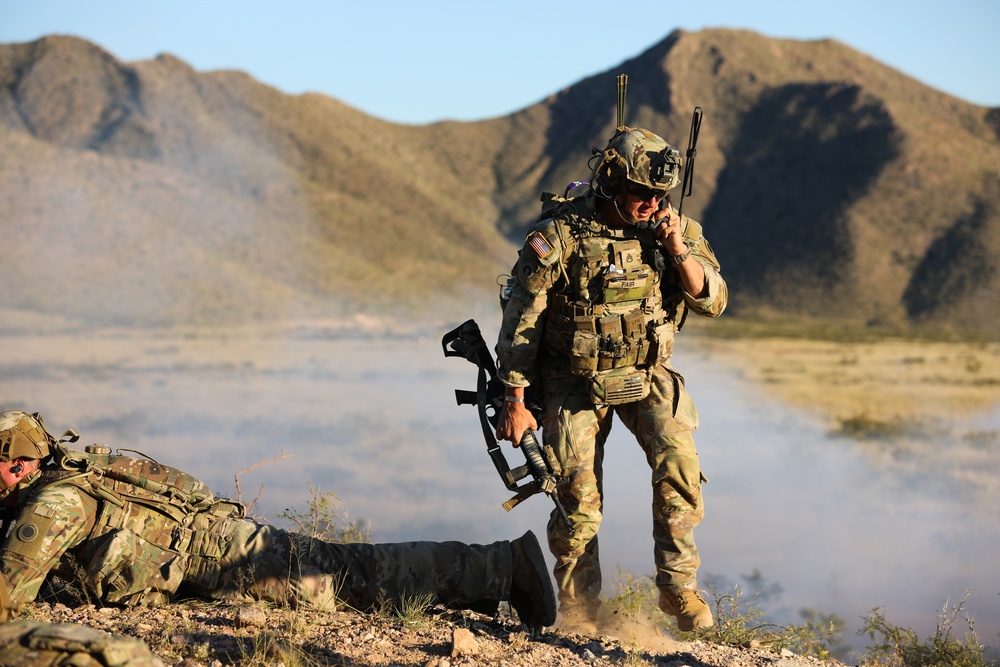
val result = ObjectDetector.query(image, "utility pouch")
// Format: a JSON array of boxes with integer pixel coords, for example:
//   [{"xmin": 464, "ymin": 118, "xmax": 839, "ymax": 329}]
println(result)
[
  {"xmin": 569, "ymin": 323, "xmax": 599, "ymax": 375},
  {"xmin": 87, "ymin": 528, "xmax": 186, "ymax": 605},
  {"xmin": 595, "ymin": 314, "xmax": 622, "ymax": 371},
  {"xmin": 186, "ymin": 528, "xmax": 230, "ymax": 559},
  {"xmin": 209, "ymin": 498, "xmax": 246, "ymax": 519},
  {"xmin": 611, "ymin": 239, "xmax": 644, "ymax": 271},
  {"xmin": 588, "ymin": 368, "xmax": 650, "ymax": 406},
  {"xmin": 597, "ymin": 314, "xmax": 622, "ymax": 338},
  {"xmin": 186, "ymin": 554, "xmax": 223, "ymax": 591},
  {"xmin": 653, "ymin": 322, "xmax": 676, "ymax": 364},
  {"xmin": 622, "ymin": 310, "xmax": 645, "ymax": 339}
]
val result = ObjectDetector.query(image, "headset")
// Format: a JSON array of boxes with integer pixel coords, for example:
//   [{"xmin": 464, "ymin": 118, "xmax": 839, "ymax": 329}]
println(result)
[{"xmin": 589, "ymin": 136, "xmax": 631, "ymax": 199}]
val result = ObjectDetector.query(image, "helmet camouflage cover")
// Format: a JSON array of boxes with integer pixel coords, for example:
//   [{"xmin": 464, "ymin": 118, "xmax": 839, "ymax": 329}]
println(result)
[
  {"xmin": 591, "ymin": 126, "xmax": 682, "ymax": 196},
  {"xmin": 0, "ymin": 410, "xmax": 53, "ymax": 462}
]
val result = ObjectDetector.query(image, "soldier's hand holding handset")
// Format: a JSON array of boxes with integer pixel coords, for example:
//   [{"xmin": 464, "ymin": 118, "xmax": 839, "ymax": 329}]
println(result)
[
  {"xmin": 653, "ymin": 198, "xmax": 709, "ymax": 298},
  {"xmin": 652, "ymin": 199, "xmax": 686, "ymax": 256}
]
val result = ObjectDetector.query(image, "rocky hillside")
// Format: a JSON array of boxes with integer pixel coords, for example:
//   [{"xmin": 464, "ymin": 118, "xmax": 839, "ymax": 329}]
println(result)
[{"xmin": 0, "ymin": 30, "xmax": 997, "ymax": 334}]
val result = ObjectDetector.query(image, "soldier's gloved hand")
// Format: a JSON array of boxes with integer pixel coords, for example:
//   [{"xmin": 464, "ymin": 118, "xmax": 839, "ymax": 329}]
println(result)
[{"xmin": 496, "ymin": 401, "xmax": 538, "ymax": 447}]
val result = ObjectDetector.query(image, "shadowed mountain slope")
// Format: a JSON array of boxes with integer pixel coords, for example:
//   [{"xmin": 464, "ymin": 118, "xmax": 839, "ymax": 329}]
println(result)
[{"xmin": 1, "ymin": 30, "xmax": 997, "ymax": 335}]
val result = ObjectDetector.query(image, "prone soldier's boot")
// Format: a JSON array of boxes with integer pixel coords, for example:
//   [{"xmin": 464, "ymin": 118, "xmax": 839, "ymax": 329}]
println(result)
[
  {"xmin": 509, "ymin": 530, "xmax": 557, "ymax": 632},
  {"xmin": 660, "ymin": 589, "xmax": 714, "ymax": 632}
]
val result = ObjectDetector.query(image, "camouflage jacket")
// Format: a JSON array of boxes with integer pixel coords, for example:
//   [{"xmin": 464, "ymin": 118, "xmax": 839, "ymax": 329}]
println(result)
[
  {"xmin": 0, "ymin": 468, "xmax": 243, "ymax": 612},
  {"xmin": 497, "ymin": 194, "xmax": 727, "ymax": 389}
]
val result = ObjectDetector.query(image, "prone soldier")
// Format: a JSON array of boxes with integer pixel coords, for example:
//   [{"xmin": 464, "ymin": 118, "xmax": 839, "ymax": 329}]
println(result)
[{"xmin": 0, "ymin": 410, "xmax": 556, "ymax": 633}]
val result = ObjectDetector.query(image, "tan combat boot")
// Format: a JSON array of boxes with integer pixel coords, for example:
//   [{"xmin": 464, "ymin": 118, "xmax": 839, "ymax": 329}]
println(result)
[
  {"xmin": 509, "ymin": 531, "xmax": 557, "ymax": 632},
  {"xmin": 660, "ymin": 590, "xmax": 714, "ymax": 632}
]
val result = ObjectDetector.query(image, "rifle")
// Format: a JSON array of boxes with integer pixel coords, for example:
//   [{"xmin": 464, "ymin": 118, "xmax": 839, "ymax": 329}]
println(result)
[{"xmin": 441, "ymin": 319, "xmax": 574, "ymax": 534}]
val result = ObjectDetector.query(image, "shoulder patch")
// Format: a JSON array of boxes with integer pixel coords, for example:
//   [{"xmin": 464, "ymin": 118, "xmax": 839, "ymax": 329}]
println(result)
[
  {"xmin": 16, "ymin": 523, "xmax": 39, "ymax": 542},
  {"xmin": 527, "ymin": 232, "xmax": 554, "ymax": 260},
  {"xmin": 7, "ymin": 513, "xmax": 56, "ymax": 559},
  {"xmin": 681, "ymin": 216, "xmax": 704, "ymax": 242}
]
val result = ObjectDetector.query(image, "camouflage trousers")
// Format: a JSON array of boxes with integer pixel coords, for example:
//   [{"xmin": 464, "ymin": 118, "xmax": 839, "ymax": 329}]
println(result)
[
  {"xmin": 539, "ymin": 364, "xmax": 705, "ymax": 613},
  {"xmin": 204, "ymin": 521, "xmax": 513, "ymax": 614}
]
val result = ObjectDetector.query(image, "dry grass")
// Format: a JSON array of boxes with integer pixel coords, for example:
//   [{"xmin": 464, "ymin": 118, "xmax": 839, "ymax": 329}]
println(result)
[{"xmin": 691, "ymin": 331, "xmax": 1000, "ymax": 425}]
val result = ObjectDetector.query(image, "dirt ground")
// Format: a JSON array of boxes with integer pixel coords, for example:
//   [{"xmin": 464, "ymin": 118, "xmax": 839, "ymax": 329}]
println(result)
[{"xmin": 13, "ymin": 598, "xmax": 846, "ymax": 667}]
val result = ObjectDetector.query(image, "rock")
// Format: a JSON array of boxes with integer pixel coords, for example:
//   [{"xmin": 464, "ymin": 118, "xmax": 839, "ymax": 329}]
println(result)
[
  {"xmin": 0, "ymin": 620, "xmax": 166, "ymax": 667},
  {"xmin": 450, "ymin": 628, "xmax": 479, "ymax": 658},
  {"xmin": 236, "ymin": 606, "xmax": 267, "ymax": 628}
]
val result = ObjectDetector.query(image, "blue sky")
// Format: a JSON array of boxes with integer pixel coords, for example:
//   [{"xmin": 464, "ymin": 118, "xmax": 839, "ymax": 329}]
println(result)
[{"xmin": 2, "ymin": 1, "xmax": 997, "ymax": 124}]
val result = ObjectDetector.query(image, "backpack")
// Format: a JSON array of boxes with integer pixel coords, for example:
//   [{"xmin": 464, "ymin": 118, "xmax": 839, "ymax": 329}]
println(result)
[{"xmin": 51, "ymin": 443, "xmax": 221, "ymax": 521}]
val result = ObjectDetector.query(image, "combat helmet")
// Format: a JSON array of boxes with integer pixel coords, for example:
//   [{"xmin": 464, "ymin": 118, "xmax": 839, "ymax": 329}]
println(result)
[
  {"xmin": 590, "ymin": 126, "xmax": 681, "ymax": 199},
  {"xmin": 0, "ymin": 410, "xmax": 54, "ymax": 462}
]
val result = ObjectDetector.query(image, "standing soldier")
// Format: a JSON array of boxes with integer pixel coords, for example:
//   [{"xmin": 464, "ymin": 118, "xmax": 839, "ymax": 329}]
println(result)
[
  {"xmin": 0, "ymin": 410, "xmax": 556, "ymax": 632},
  {"xmin": 494, "ymin": 126, "xmax": 727, "ymax": 632}
]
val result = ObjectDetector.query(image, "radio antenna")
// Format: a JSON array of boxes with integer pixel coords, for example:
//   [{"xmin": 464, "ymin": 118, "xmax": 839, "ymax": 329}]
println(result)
[
  {"xmin": 676, "ymin": 106, "xmax": 703, "ymax": 221},
  {"xmin": 616, "ymin": 74, "xmax": 628, "ymax": 127}
]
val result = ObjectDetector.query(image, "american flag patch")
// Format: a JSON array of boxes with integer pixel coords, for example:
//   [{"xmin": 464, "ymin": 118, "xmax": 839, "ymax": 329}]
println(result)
[{"xmin": 528, "ymin": 232, "xmax": 554, "ymax": 259}]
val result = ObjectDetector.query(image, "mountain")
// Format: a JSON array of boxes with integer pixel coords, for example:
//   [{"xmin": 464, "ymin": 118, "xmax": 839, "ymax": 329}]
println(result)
[{"xmin": 1, "ymin": 30, "xmax": 997, "ymax": 335}]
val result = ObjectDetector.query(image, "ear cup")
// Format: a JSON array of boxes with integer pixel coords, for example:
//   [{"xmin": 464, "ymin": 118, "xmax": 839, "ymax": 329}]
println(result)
[{"xmin": 592, "ymin": 147, "xmax": 628, "ymax": 197}]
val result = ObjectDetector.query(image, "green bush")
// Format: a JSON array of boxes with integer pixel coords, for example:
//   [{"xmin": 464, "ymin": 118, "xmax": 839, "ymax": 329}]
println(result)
[
  {"xmin": 833, "ymin": 414, "xmax": 917, "ymax": 440},
  {"xmin": 276, "ymin": 483, "xmax": 372, "ymax": 543},
  {"xmin": 859, "ymin": 592, "xmax": 996, "ymax": 667},
  {"xmin": 609, "ymin": 570, "xmax": 846, "ymax": 659}
]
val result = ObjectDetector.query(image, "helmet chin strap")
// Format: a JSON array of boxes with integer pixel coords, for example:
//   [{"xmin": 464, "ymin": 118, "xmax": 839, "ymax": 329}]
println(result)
[{"xmin": 611, "ymin": 193, "xmax": 656, "ymax": 229}]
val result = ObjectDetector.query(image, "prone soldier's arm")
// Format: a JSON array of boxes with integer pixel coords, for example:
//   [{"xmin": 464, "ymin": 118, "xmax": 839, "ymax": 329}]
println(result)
[{"xmin": 0, "ymin": 486, "xmax": 93, "ymax": 614}]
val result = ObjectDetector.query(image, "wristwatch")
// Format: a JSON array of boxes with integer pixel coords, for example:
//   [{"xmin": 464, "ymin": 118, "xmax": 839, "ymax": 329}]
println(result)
[{"xmin": 671, "ymin": 247, "xmax": 692, "ymax": 264}]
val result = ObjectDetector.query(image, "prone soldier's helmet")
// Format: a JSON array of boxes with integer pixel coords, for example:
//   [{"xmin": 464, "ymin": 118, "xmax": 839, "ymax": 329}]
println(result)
[
  {"xmin": 590, "ymin": 126, "xmax": 682, "ymax": 199},
  {"xmin": 0, "ymin": 410, "xmax": 54, "ymax": 462}
]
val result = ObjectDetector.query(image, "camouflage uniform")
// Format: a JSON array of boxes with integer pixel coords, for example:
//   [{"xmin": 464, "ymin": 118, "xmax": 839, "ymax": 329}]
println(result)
[
  {"xmin": 497, "ymin": 153, "xmax": 727, "ymax": 620},
  {"xmin": 0, "ymin": 455, "xmax": 529, "ymax": 621}
]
